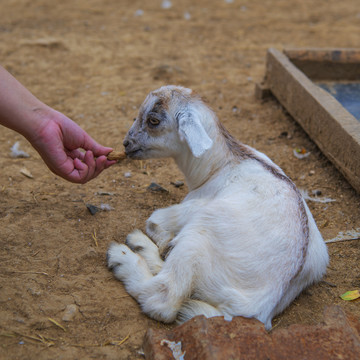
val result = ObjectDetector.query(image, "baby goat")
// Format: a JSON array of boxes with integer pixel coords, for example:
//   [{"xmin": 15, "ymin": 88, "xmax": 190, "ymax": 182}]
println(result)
[{"xmin": 107, "ymin": 85, "xmax": 329, "ymax": 329}]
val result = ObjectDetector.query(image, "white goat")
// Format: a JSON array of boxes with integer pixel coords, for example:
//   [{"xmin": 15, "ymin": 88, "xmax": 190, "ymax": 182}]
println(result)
[{"xmin": 107, "ymin": 85, "xmax": 329, "ymax": 329}]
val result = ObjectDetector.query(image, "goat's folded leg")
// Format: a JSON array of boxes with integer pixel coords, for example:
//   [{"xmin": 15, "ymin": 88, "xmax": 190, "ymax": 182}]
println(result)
[
  {"xmin": 146, "ymin": 210, "xmax": 175, "ymax": 255},
  {"xmin": 125, "ymin": 229, "xmax": 164, "ymax": 275},
  {"xmin": 146, "ymin": 200, "xmax": 206, "ymax": 255}
]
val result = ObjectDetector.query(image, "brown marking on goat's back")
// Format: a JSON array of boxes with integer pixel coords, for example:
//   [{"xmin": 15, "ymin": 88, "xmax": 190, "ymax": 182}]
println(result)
[
  {"xmin": 217, "ymin": 119, "xmax": 310, "ymax": 279},
  {"xmin": 217, "ymin": 121, "xmax": 255, "ymax": 160},
  {"xmin": 260, "ymin": 161, "xmax": 310, "ymax": 277}
]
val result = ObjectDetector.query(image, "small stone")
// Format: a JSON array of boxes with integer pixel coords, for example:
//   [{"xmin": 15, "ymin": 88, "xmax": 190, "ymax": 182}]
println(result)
[
  {"xmin": 62, "ymin": 304, "xmax": 78, "ymax": 322},
  {"xmin": 161, "ymin": 0, "xmax": 172, "ymax": 9},
  {"xmin": 15, "ymin": 317, "xmax": 26, "ymax": 324},
  {"xmin": 147, "ymin": 182, "xmax": 169, "ymax": 193},
  {"xmin": 28, "ymin": 286, "xmax": 42, "ymax": 296},
  {"xmin": 171, "ymin": 181, "xmax": 184, "ymax": 188},
  {"xmin": 184, "ymin": 12, "xmax": 191, "ymax": 20},
  {"xmin": 134, "ymin": 9, "xmax": 144, "ymax": 17},
  {"xmin": 86, "ymin": 204, "xmax": 101, "ymax": 215}
]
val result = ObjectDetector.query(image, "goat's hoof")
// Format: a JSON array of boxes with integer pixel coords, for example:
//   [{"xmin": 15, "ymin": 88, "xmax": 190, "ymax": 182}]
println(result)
[
  {"xmin": 107, "ymin": 243, "xmax": 129, "ymax": 269},
  {"xmin": 125, "ymin": 229, "xmax": 159, "ymax": 255},
  {"xmin": 107, "ymin": 243, "xmax": 141, "ymax": 280}
]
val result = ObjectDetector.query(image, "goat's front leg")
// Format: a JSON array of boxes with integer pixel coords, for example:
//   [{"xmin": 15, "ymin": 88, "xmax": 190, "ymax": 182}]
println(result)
[
  {"xmin": 146, "ymin": 208, "xmax": 177, "ymax": 256},
  {"xmin": 146, "ymin": 199, "xmax": 205, "ymax": 255},
  {"xmin": 125, "ymin": 230, "xmax": 164, "ymax": 275}
]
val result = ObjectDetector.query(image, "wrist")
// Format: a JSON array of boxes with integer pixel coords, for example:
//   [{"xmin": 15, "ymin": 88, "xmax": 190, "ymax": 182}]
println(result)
[{"xmin": 21, "ymin": 105, "xmax": 55, "ymax": 144}]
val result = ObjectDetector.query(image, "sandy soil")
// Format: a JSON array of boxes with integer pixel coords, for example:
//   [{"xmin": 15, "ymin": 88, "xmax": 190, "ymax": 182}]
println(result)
[{"xmin": 0, "ymin": 0, "xmax": 359, "ymax": 359}]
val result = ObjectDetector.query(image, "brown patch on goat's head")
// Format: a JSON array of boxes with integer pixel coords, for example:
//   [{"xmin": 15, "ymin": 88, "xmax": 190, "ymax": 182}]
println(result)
[
  {"xmin": 149, "ymin": 86, "xmax": 209, "ymax": 122},
  {"xmin": 152, "ymin": 86, "xmax": 192, "ymax": 105},
  {"xmin": 151, "ymin": 98, "xmax": 167, "ymax": 113}
]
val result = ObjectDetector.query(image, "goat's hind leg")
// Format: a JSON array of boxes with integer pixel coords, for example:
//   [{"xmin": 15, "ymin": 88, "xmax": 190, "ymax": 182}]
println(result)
[
  {"xmin": 107, "ymin": 240, "xmax": 192, "ymax": 323},
  {"xmin": 125, "ymin": 230, "xmax": 164, "ymax": 275},
  {"xmin": 107, "ymin": 243, "xmax": 153, "ymax": 298}
]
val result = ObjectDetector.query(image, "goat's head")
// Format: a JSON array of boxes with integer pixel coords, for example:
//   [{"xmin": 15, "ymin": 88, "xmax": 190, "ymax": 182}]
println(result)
[{"xmin": 123, "ymin": 86, "xmax": 213, "ymax": 160}]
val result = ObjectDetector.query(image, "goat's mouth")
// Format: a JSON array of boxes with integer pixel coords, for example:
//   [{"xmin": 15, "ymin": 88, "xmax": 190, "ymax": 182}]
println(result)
[{"xmin": 125, "ymin": 148, "xmax": 144, "ymax": 159}]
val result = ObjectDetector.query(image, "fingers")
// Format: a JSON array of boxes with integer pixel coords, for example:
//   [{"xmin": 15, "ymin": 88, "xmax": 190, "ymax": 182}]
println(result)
[
  {"xmin": 93, "ymin": 155, "xmax": 114, "ymax": 178},
  {"xmin": 81, "ymin": 132, "xmax": 113, "ymax": 158},
  {"xmin": 68, "ymin": 151, "xmax": 114, "ymax": 183},
  {"xmin": 83, "ymin": 150, "xmax": 96, "ymax": 180},
  {"xmin": 72, "ymin": 151, "xmax": 97, "ymax": 183},
  {"xmin": 82, "ymin": 151, "xmax": 115, "ymax": 181},
  {"xmin": 71, "ymin": 158, "xmax": 88, "ymax": 183}
]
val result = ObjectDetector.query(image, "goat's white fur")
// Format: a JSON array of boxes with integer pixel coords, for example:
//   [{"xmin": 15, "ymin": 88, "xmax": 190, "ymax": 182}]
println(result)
[{"xmin": 107, "ymin": 85, "xmax": 329, "ymax": 329}]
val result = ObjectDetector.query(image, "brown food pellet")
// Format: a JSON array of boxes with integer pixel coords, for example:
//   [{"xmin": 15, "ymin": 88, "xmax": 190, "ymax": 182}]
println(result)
[{"xmin": 107, "ymin": 151, "xmax": 127, "ymax": 161}]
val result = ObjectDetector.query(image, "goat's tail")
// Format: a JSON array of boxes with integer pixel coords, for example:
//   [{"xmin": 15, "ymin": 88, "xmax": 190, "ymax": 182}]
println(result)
[{"xmin": 177, "ymin": 299, "xmax": 229, "ymax": 324}]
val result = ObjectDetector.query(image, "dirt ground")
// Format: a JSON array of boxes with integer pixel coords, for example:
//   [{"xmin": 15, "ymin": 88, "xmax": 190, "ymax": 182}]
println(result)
[{"xmin": 0, "ymin": 0, "xmax": 359, "ymax": 359}]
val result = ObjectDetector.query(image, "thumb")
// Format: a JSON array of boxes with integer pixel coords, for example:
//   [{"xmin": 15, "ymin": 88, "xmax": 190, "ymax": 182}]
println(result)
[{"xmin": 82, "ymin": 133, "xmax": 113, "ymax": 157}]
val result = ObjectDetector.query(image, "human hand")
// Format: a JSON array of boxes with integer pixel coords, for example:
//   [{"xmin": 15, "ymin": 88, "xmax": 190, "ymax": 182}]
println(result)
[
  {"xmin": 29, "ymin": 108, "xmax": 115, "ymax": 183},
  {"xmin": 0, "ymin": 65, "xmax": 115, "ymax": 183}
]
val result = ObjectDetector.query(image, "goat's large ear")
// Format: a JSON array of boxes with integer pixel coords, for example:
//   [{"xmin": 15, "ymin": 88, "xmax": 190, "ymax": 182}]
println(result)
[{"xmin": 177, "ymin": 110, "xmax": 213, "ymax": 158}]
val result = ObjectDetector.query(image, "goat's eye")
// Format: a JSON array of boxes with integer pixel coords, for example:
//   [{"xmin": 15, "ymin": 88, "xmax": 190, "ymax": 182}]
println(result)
[{"xmin": 148, "ymin": 118, "xmax": 160, "ymax": 126}]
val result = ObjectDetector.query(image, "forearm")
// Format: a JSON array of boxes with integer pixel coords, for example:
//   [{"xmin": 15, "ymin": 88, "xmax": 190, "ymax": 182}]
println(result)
[{"xmin": 0, "ymin": 65, "xmax": 49, "ymax": 141}]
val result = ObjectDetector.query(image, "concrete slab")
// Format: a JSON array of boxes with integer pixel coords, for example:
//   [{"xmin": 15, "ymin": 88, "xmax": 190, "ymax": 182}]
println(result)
[{"xmin": 258, "ymin": 48, "xmax": 360, "ymax": 194}]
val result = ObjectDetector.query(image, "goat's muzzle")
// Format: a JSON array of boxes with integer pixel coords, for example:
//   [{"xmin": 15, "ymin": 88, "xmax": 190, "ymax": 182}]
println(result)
[{"xmin": 123, "ymin": 138, "xmax": 143, "ymax": 158}]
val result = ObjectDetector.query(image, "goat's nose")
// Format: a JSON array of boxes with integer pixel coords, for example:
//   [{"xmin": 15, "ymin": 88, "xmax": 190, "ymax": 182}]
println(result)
[{"xmin": 123, "ymin": 139, "xmax": 130, "ymax": 147}]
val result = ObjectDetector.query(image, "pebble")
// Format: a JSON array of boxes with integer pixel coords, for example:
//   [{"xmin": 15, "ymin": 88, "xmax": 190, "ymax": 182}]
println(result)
[
  {"xmin": 171, "ymin": 181, "xmax": 184, "ymax": 188},
  {"xmin": 161, "ymin": 0, "xmax": 172, "ymax": 9},
  {"xmin": 184, "ymin": 12, "xmax": 191, "ymax": 20},
  {"xmin": 28, "ymin": 286, "xmax": 41, "ymax": 296},
  {"xmin": 62, "ymin": 304, "xmax": 78, "ymax": 322},
  {"xmin": 147, "ymin": 182, "xmax": 169, "ymax": 193},
  {"xmin": 86, "ymin": 204, "xmax": 101, "ymax": 215},
  {"xmin": 135, "ymin": 9, "xmax": 144, "ymax": 17}
]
